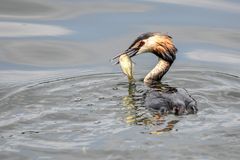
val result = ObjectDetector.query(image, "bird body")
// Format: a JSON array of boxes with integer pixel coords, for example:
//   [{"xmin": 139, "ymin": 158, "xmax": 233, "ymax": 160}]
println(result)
[{"xmin": 145, "ymin": 87, "xmax": 197, "ymax": 115}]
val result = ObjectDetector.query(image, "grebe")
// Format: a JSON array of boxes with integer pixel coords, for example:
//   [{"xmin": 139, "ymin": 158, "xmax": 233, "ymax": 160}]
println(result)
[{"xmin": 113, "ymin": 32, "xmax": 198, "ymax": 115}]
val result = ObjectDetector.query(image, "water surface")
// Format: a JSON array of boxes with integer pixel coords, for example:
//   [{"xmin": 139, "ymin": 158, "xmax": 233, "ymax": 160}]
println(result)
[{"xmin": 0, "ymin": 0, "xmax": 240, "ymax": 159}]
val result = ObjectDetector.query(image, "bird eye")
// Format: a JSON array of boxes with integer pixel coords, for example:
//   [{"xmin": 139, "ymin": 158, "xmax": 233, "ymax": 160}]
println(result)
[{"xmin": 138, "ymin": 41, "xmax": 145, "ymax": 47}]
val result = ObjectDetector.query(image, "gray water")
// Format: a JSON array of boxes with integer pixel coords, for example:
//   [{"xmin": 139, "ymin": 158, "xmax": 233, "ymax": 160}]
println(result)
[{"xmin": 0, "ymin": 0, "xmax": 240, "ymax": 160}]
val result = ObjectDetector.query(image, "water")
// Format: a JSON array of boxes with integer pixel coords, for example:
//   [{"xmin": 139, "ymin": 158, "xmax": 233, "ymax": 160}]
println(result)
[{"xmin": 0, "ymin": 0, "xmax": 240, "ymax": 159}]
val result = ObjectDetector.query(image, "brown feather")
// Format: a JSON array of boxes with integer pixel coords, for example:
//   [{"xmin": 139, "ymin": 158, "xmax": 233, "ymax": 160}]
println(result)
[{"xmin": 153, "ymin": 35, "xmax": 177, "ymax": 63}]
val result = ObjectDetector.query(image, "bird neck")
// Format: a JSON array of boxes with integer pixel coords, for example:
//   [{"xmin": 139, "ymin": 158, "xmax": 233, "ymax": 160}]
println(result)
[{"xmin": 144, "ymin": 59, "xmax": 171, "ymax": 85}]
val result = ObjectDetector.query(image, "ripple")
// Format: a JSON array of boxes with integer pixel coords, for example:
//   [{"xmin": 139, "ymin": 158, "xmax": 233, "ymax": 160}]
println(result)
[{"xmin": 0, "ymin": 71, "xmax": 239, "ymax": 159}]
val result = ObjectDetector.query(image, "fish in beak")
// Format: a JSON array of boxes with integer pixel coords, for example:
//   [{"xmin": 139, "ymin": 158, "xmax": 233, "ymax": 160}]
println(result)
[
  {"xmin": 112, "ymin": 47, "xmax": 140, "ymax": 82},
  {"xmin": 118, "ymin": 53, "xmax": 134, "ymax": 82},
  {"xmin": 112, "ymin": 47, "xmax": 139, "ymax": 64}
]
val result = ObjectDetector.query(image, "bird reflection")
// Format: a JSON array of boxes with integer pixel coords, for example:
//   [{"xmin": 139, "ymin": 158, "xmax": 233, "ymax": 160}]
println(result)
[{"xmin": 122, "ymin": 82, "xmax": 185, "ymax": 134}]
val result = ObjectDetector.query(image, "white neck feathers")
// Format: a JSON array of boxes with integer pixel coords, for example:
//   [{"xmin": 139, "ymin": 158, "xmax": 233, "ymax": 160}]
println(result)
[{"xmin": 144, "ymin": 59, "xmax": 171, "ymax": 85}]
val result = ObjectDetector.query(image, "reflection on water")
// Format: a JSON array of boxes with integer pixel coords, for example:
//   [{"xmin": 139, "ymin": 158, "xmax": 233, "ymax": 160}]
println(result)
[
  {"xmin": 185, "ymin": 50, "xmax": 240, "ymax": 64},
  {"xmin": 0, "ymin": 22, "xmax": 72, "ymax": 37},
  {"xmin": 0, "ymin": 71, "xmax": 239, "ymax": 159},
  {"xmin": 0, "ymin": 0, "xmax": 240, "ymax": 159},
  {"xmin": 0, "ymin": 0, "xmax": 239, "ymax": 69},
  {"xmin": 122, "ymin": 82, "xmax": 180, "ymax": 134},
  {"xmin": 122, "ymin": 82, "xmax": 156, "ymax": 126},
  {"xmin": 147, "ymin": 0, "xmax": 240, "ymax": 13},
  {"xmin": 0, "ymin": 0, "xmax": 150, "ymax": 20},
  {"xmin": 0, "ymin": 40, "xmax": 95, "ymax": 67},
  {"xmin": 122, "ymin": 75, "xmax": 198, "ymax": 133}
]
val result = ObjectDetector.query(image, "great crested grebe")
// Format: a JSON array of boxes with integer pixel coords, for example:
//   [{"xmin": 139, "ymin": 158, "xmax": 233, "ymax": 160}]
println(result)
[{"xmin": 113, "ymin": 32, "xmax": 197, "ymax": 115}]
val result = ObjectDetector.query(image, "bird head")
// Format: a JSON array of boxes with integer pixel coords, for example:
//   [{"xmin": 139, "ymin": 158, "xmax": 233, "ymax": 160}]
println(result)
[{"xmin": 113, "ymin": 32, "xmax": 177, "ymax": 64}]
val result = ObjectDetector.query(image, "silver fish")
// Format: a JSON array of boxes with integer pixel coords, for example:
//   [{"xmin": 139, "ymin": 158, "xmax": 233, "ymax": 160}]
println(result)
[{"xmin": 119, "ymin": 54, "xmax": 134, "ymax": 81}]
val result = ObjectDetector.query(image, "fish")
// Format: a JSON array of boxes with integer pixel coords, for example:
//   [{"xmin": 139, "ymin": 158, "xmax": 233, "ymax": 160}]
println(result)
[{"xmin": 119, "ymin": 54, "xmax": 134, "ymax": 82}]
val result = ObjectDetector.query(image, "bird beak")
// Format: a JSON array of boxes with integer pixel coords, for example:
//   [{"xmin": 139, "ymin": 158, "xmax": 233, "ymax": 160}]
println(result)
[
  {"xmin": 125, "ymin": 47, "xmax": 139, "ymax": 58},
  {"xmin": 112, "ymin": 47, "xmax": 139, "ymax": 64}
]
